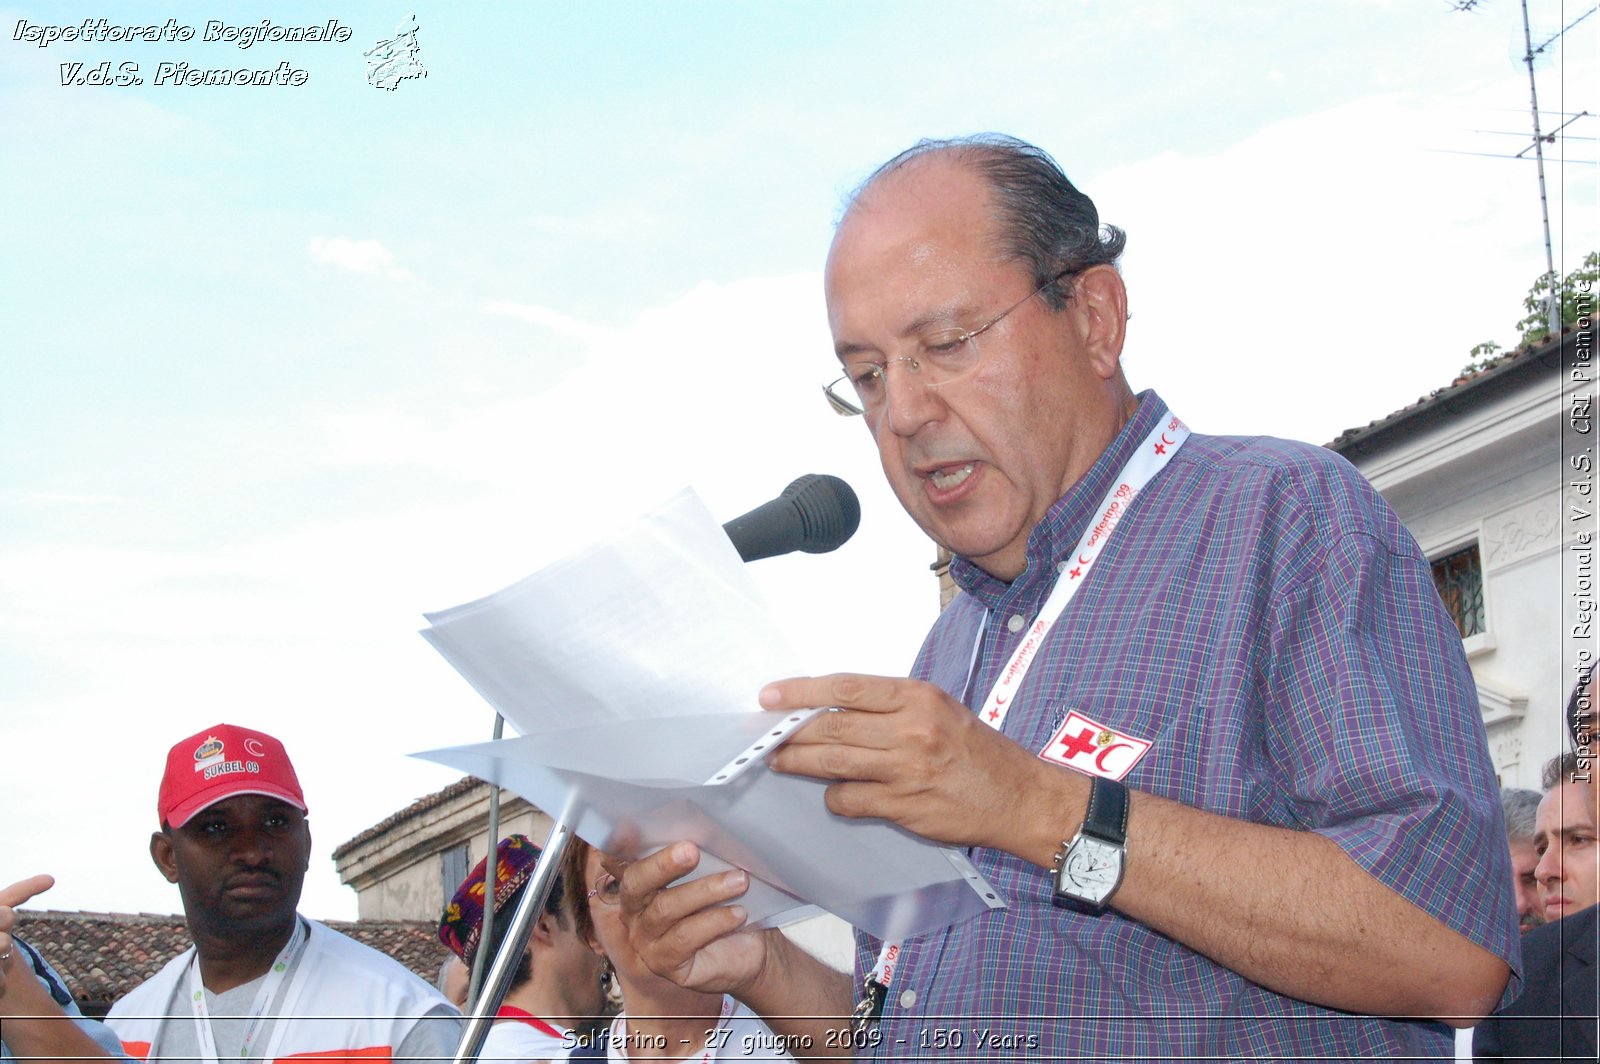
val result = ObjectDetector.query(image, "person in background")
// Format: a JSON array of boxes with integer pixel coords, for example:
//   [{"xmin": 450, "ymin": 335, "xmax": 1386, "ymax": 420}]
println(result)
[
  {"xmin": 1475, "ymin": 667, "xmax": 1598, "ymax": 1061},
  {"xmin": 0, "ymin": 874, "xmax": 124, "ymax": 1063},
  {"xmin": 560, "ymin": 837, "xmax": 796, "ymax": 1062},
  {"xmin": 105, "ymin": 723, "xmax": 460, "ymax": 1063},
  {"xmin": 1533, "ymin": 751, "xmax": 1599, "ymax": 923},
  {"xmin": 439, "ymin": 834, "xmax": 607, "ymax": 1062},
  {"xmin": 1455, "ymin": 787, "xmax": 1565, "ymax": 1056},
  {"xmin": 1501, "ymin": 787, "xmax": 1549, "ymax": 933},
  {"xmin": 437, "ymin": 953, "xmax": 469, "ymax": 1009}
]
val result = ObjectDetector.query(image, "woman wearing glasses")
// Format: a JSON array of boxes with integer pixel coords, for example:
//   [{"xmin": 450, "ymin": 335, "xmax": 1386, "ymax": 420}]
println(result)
[{"xmin": 559, "ymin": 838, "xmax": 797, "ymax": 1062}]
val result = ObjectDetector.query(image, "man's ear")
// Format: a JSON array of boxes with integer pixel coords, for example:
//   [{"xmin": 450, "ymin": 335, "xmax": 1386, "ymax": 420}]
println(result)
[
  {"xmin": 150, "ymin": 830, "xmax": 180, "ymax": 885},
  {"xmin": 530, "ymin": 912, "xmax": 557, "ymax": 946},
  {"xmin": 1068, "ymin": 264, "xmax": 1129, "ymax": 380}
]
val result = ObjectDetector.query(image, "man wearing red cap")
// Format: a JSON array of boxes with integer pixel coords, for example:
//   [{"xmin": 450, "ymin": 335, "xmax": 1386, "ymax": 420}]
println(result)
[{"xmin": 105, "ymin": 724, "xmax": 461, "ymax": 1064}]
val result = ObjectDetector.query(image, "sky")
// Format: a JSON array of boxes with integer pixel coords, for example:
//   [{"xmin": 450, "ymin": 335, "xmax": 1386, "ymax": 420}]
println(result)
[{"xmin": 1, "ymin": 0, "xmax": 1595, "ymax": 922}]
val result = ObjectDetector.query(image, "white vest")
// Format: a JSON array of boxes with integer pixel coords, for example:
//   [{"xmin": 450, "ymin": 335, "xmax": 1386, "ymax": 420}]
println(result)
[{"xmin": 107, "ymin": 918, "xmax": 451, "ymax": 1064}]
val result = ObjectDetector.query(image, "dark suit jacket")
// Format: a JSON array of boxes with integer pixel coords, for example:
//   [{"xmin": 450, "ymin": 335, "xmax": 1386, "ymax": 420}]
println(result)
[{"xmin": 1475, "ymin": 905, "xmax": 1597, "ymax": 1061}]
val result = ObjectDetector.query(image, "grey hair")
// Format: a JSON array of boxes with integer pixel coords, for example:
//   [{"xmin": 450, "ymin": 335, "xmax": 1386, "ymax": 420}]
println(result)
[
  {"xmin": 1541, "ymin": 750, "xmax": 1584, "ymax": 791},
  {"xmin": 1500, "ymin": 787, "xmax": 1544, "ymax": 842},
  {"xmin": 842, "ymin": 133, "xmax": 1126, "ymax": 310}
]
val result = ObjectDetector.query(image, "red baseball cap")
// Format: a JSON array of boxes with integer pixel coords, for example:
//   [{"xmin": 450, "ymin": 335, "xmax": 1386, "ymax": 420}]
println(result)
[{"xmin": 158, "ymin": 723, "xmax": 308, "ymax": 828}]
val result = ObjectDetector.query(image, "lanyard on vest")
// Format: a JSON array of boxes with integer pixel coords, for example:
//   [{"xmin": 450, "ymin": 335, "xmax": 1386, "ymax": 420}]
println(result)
[
  {"xmin": 496, "ymin": 1005, "xmax": 565, "ymax": 1040},
  {"xmin": 851, "ymin": 407, "xmax": 1190, "ymax": 1033},
  {"xmin": 184, "ymin": 917, "xmax": 310, "ymax": 1064}
]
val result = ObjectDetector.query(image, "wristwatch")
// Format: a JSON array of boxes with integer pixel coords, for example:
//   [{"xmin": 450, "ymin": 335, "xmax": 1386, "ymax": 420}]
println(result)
[{"xmin": 1051, "ymin": 775, "xmax": 1129, "ymax": 912}]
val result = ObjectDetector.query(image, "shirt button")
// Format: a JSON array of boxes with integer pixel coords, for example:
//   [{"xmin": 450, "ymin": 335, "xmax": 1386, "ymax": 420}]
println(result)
[
  {"xmin": 898, "ymin": 989, "xmax": 917, "ymax": 1008},
  {"xmin": 1056, "ymin": 560, "xmax": 1068, "ymax": 573},
  {"xmin": 1007, "ymin": 614, "xmax": 1025, "ymax": 633}
]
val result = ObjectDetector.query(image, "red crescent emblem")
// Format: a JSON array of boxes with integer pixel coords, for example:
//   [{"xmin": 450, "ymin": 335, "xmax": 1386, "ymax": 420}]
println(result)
[
  {"xmin": 1160, "ymin": 432, "xmax": 1175, "ymax": 446},
  {"xmin": 994, "ymin": 694, "xmax": 1008, "ymax": 706},
  {"xmin": 244, "ymin": 738, "xmax": 267, "ymax": 757},
  {"xmin": 1094, "ymin": 743, "xmax": 1133, "ymax": 773},
  {"xmin": 1078, "ymin": 553, "xmax": 1091, "ymax": 565}
]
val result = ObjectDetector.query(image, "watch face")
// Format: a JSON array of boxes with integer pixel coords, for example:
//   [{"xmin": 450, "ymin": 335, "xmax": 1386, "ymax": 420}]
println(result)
[{"xmin": 1059, "ymin": 836, "xmax": 1123, "ymax": 905}]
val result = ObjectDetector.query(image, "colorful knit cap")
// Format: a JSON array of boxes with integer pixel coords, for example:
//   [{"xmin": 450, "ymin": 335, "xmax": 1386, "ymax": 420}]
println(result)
[{"xmin": 438, "ymin": 834, "xmax": 542, "ymax": 966}]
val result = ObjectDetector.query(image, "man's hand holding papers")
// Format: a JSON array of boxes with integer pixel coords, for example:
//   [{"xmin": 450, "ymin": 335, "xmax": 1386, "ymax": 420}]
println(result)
[{"xmin": 609, "ymin": 842, "xmax": 854, "ymax": 1059}]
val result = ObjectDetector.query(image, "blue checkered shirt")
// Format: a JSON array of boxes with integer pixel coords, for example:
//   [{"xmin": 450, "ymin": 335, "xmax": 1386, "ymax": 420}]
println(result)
[
  {"xmin": 854, "ymin": 392, "xmax": 1521, "ymax": 1061},
  {"xmin": 1, "ymin": 939, "xmax": 130, "ymax": 1061}
]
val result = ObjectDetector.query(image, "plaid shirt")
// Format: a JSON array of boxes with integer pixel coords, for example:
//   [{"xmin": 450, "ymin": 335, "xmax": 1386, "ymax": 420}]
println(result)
[{"xmin": 855, "ymin": 392, "xmax": 1521, "ymax": 1061}]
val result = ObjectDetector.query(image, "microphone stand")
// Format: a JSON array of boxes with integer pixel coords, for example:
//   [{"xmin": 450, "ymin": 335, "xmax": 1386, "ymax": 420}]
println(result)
[{"xmin": 465, "ymin": 714, "xmax": 506, "ymax": 1009}]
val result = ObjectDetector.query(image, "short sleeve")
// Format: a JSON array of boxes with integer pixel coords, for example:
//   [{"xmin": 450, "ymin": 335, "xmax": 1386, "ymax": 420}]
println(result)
[
  {"xmin": 1265, "ymin": 528, "xmax": 1523, "ymax": 1006},
  {"xmin": 394, "ymin": 1005, "xmax": 465, "ymax": 1064}
]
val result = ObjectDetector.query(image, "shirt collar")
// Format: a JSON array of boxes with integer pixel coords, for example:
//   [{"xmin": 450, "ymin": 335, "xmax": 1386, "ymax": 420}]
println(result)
[{"xmin": 950, "ymin": 389, "xmax": 1168, "ymax": 608}]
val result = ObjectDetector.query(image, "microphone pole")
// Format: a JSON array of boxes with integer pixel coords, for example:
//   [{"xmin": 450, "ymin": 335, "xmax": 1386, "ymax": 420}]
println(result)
[
  {"xmin": 449, "ymin": 475, "xmax": 859, "ymax": 1064},
  {"xmin": 463, "ymin": 713, "xmax": 505, "ymax": 1010}
]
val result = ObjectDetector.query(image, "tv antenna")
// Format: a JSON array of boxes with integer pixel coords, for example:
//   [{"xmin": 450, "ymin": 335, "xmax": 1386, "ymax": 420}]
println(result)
[{"xmin": 1454, "ymin": 0, "xmax": 1598, "ymax": 335}]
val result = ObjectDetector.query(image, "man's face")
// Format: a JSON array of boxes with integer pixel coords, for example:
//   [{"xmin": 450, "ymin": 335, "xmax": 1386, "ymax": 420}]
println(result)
[
  {"xmin": 1508, "ymin": 837, "xmax": 1546, "ymax": 932},
  {"xmin": 1593, "ymin": 769, "xmax": 1599, "ymax": 831},
  {"xmin": 540, "ymin": 904, "xmax": 607, "ymax": 1016},
  {"xmin": 1533, "ymin": 781, "xmax": 1599, "ymax": 921},
  {"xmin": 824, "ymin": 155, "xmax": 1130, "ymax": 581},
  {"xmin": 150, "ymin": 793, "xmax": 310, "ymax": 939}
]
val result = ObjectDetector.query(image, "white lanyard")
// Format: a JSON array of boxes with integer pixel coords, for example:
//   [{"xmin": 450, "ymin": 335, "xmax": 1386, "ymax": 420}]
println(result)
[
  {"xmin": 866, "ymin": 408, "xmax": 1190, "ymax": 997},
  {"xmin": 184, "ymin": 917, "xmax": 310, "ymax": 1064},
  {"xmin": 974, "ymin": 409, "xmax": 1190, "ymax": 733}
]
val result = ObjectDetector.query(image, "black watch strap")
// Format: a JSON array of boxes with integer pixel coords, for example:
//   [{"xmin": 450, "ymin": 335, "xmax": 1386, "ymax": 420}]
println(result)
[{"xmin": 1080, "ymin": 776, "xmax": 1129, "ymax": 846}]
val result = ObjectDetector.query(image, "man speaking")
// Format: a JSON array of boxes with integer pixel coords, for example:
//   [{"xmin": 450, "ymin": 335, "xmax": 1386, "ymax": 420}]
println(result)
[{"xmin": 614, "ymin": 134, "xmax": 1521, "ymax": 1059}]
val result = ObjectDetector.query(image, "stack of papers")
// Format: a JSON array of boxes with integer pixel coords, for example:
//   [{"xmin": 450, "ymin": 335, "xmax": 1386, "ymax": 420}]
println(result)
[{"xmin": 414, "ymin": 489, "xmax": 1003, "ymax": 942}]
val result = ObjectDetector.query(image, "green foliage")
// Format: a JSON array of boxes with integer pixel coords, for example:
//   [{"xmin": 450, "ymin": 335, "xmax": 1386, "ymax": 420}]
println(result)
[
  {"xmin": 1462, "ymin": 251, "xmax": 1598, "ymax": 376},
  {"xmin": 1514, "ymin": 251, "xmax": 1600, "ymax": 346},
  {"xmin": 1459, "ymin": 341, "xmax": 1502, "ymax": 378}
]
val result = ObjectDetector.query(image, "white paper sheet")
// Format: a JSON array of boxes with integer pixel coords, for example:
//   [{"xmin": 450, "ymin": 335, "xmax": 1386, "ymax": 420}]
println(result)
[{"xmin": 416, "ymin": 489, "xmax": 1004, "ymax": 941}]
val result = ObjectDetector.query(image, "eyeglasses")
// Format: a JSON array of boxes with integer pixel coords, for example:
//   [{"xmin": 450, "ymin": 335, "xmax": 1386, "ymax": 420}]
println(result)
[
  {"xmin": 588, "ymin": 872, "xmax": 621, "ymax": 906},
  {"xmin": 822, "ymin": 268, "xmax": 1077, "ymax": 417}
]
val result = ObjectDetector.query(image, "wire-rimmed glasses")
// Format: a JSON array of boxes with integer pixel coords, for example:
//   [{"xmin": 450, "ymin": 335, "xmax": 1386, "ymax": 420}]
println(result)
[
  {"xmin": 822, "ymin": 268, "xmax": 1076, "ymax": 417},
  {"xmin": 588, "ymin": 871, "xmax": 621, "ymax": 905}
]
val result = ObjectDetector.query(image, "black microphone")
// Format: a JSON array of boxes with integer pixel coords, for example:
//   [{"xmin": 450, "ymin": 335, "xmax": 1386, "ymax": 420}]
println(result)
[{"xmin": 722, "ymin": 474, "xmax": 861, "ymax": 563}]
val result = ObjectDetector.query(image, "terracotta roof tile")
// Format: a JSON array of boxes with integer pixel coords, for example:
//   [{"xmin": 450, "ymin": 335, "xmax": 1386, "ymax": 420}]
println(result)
[
  {"xmin": 1325, "ymin": 323, "xmax": 1582, "ymax": 451},
  {"xmin": 14, "ymin": 910, "xmax": 449, "ymax": 1014}
]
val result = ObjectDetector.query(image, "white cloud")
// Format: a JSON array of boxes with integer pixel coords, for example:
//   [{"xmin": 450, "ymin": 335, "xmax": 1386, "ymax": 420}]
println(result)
[
  {"xmin": 307, "ymin": 236, "xmax": 412, "ymax": 280},
  {"xmin": 0, "ymin": 273, "xmax": 939, "ymax": 920},
  {"xmin": 1091, "ymin": 72, "xmax": 1596, "ymax": 445},
  {"xmin": 480, "ymin": 300, "xmax": 622, "ymax": 346},
  {"xmin": 22, "ymin": 491, "xmax": 137, "ymax": 506}
]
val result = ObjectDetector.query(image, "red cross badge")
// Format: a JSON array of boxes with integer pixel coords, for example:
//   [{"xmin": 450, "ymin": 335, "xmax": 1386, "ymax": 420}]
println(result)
[{"xmin": 1038, "ymin": 709, "xmax": 1152, "ymax": 781}]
